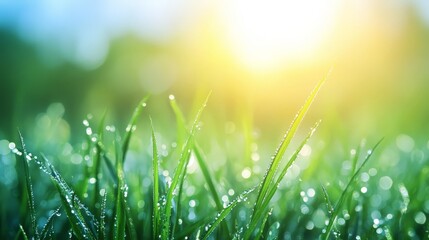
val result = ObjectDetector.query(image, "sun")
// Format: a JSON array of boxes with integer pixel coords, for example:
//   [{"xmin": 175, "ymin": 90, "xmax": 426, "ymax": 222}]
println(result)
[{"xmin": 218, "ymin": 0, "xmax": 339, "ymax": 72}]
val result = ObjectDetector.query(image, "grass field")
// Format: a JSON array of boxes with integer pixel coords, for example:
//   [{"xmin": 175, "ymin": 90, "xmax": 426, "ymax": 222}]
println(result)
[{"xmin": 1, "ymin": 76, "xmax": 428, "ymax": 240}]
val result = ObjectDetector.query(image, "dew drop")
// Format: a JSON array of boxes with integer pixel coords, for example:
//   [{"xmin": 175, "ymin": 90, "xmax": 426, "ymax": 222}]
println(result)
[{"xmin": 241, "ymin": 168, "xmax": 252, "ymax": 179}]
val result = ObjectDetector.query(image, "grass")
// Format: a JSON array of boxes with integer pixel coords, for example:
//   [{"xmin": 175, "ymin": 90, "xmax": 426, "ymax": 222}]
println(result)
[{"xmin": 2, "ymin": 76, "xmax": 429, "ymax": 239}]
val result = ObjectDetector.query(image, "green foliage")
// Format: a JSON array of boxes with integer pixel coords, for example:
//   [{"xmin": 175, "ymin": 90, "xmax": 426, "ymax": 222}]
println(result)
[{"xmin": 5, "ymin": 79, "xmax": 429, "ymax": 240}]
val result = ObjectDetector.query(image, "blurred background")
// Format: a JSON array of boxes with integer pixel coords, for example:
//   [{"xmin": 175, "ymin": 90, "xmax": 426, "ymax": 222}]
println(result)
[{"xmin": 1, "ymin": 0, "xmax": 429, "ymax": 148}]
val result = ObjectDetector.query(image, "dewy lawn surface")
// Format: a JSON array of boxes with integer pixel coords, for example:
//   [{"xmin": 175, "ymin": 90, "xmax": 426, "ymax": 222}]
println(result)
[{"xmin": 2, "ymin": 76, "xmax": 429, "ymax": 239}]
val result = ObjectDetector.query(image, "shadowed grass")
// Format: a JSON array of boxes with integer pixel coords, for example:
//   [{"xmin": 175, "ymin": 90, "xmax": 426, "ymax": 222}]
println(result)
[
  {"xmin": 18, "ymin": 131, "xmax": 39, "ymax": 240},
  {"xmin": 40, "ymin": 206, "xmax": 61, "ymax": 240},
  {"xmin": 44, "ymin": 154, "xmax": 97, "ymax": 240},
  {"xmin": 15, "ymin": 225, "xmax": 29, "ymax": 240}
]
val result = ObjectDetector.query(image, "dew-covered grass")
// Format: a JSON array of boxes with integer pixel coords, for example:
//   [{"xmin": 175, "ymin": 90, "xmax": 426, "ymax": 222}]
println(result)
[{"xmin": 1, "ymin": 78, "xmax": 429, "ymax": 239}]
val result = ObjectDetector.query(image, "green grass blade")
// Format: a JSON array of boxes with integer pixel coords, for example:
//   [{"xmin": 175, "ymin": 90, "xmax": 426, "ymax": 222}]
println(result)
[
  {"xmin": 202, "ymin": 186, "xmax": 257, "ymax": 240},
  {"xmin": 250, "ymin": 75, "xmax": 327, "ymax": 228},
  {"xmin": 161, "ymin": 92, "xmax": 211, "ymax": 239},
  {"xmin": 246, "ymin": 121, "xmax": 320, "ymax": 238},
  {"xmin": 15, "ymin": 225, "xmax": 29, "ymax": 240},
  {"xmin": 92, "ymin": 110, "xmax": 107, "ymax": 208},
  {"xmin": 170, "ymin": 94, "xmax": 224, "ymax": 213},
  {"xmin": 350, "ymin": 144, "xmax": 361, "ymax": 178},
  {"xmin": 173, "ymin": 168, "xmax": 186, "ymax": 236},
  {"xmin": 322, "ymin": 138, "xmax": 383, "ymax": 240},
  {"xmin": 52, "ymin": 178, "xmax": 95, "ymax": 240},
  {"xmin": 193, "ymin": 144, "xmax": 224, "ymax": 212},
  {"xmin": 254, "ymin": 208, "xmax": 272, "ymax": 240},
  {"xmin": 321, "ymin": 185, "xmax": 334, "ymax": 217},
  {"xmin": 170, "ymin": 96, "xmax": 229, "ymax": 237},
  {"xmin": 124, "ymin": 200, "xmax": 137, "ymax": 240},
  {"xmin": 113, "ymin": 137, "xmax": 126, "ymax": 240},
  {"xmin": 97, "ymin": 142, "xmax": 118, "ymax": 184},
  {"xmin": 18, "ymin": 131, "xmax": 40, "ymax": 240},
  {"xmin": 122, "ymin": 95, "xmax": 150, "ymax": 163},
  {"xmin": 43, "ymin": 157, "xmax": 96, "ymax": 240},
  {"xmin": 169, "ymin": 94, "xmax": 187, "ymax": 148},
  {"xmin": 174, "ymin": 216, "xmax": 211, "ymax": 239},
  {"xmin": 150, "ymin": 118, "xmax": 161, "ymax": 239},
  {"xmin": 99, "ymin": 191, "xmax": 107, "ymax": 240},
  {"xmin": 40, "ymin": 206, "xmax": 61, "ymax": 240}
]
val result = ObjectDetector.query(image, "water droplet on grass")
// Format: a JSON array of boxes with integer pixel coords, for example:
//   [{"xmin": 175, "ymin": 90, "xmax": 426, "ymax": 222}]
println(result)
[
  {"xmin": 228, "ymin": 189, "xmax": 235, "ymax": 196},
  {"xmin": 241, "ymin": 168, "xmax": 252, "ymax": 179},
  {"xmin": 8, "ymin": 142, "xmax": 16, "ymax": 150},
  {"xmin": 89, "ymin": 178, "xmax": 96, "ymax": 184},
  {"xmin": 415, "ymin": 212, "xmax": 427, "ymax": 224},
  {"xmin": 307, "ymin": 188, "xmax": 316, "ymax": 198},
  {"xmin": 83, "ymin": 119, "xmax": 89, "ymax": 127},
  {"xmin": 189, "ymin": 199, "xmax": 196, "ymax": 208},
  {"xmin": 379, "ymin": 176, "xmax": 393, "ymax": 190}
]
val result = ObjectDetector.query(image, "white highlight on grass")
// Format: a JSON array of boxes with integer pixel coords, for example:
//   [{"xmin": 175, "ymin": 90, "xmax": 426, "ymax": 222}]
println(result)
[
  {"xmin": 189, "ymin": 199, "xmax": 196, "ymax": 208},
  {"xmin": 360, "ymin": 172, "xmax": 370, "ymax": 182},
  {"xmin": 307, "ymin": 188, "xmax": 316, "ymax": 198},
  {"xmin": 228, "ymin": 189, "xmax": 235, "ymax": 196},
  {"xmin": 241, "ymin": 167, "xmax": 252, "ymax": 179},
  {"xmin": 299, "ymin": 144, "xmax": 312, "ymax": 157},
  {"xmin": 414, "ymin": 212, "xmax": 427, "ymax": 224},
  {"xmin": 8, "ymin": 142, "xmax": 16, "ymax": 150},
  {"xmin": 396, "ymin": 134, "xmax": 414, "ymax": 152},
  {"xmin": 360, "ymin": 187, "xmax": 368, "ymax": 194},
  {"xmin": 379, "ymin": 176, "xmax": 393, "ymax": 190}
]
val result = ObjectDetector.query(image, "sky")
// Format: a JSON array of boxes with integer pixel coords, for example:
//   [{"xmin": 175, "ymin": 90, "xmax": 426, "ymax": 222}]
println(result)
[{"xmin": 1, "ymin": 0, "xmax": 429, "ymax": 71}]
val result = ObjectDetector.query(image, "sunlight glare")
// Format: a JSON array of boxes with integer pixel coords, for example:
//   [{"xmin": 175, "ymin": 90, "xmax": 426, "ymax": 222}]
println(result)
[{"xmin": 219, "ymin": 0, "xmax": 339, "ymax": 71}]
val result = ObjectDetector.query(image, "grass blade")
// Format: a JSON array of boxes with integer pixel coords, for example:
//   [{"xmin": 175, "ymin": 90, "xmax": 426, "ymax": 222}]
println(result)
[
  {"xmin": 250, "ymin": 75, "xmax": 327, "ymax": 230},
  {"xmin": 193, "ymin": 144, "xmax": 224, "ymax": 213},
  {"xmin": 122, "ymin": 95, "xmax": 150, "ymax": 162},
  {"xmin": 245, "ymin": 121, "xmax": 320, "ymax": 238},
  {"xmin": 202, "ymin": 186, "xmax": 256, "ymax": 240},
  {"xmin": 45, "ymin": 157, "xmax": 97, "ymax": 240},
  {"xmin": 254, "ymin": 208, "xmax": 272, "ymax": 240},
  {"xmin": 97, "ymin": 142, "xmax": 118, "ymax": 184},
  {"xmin": 169, "ymin": 94, "xmax": 187, "ymax": 148},
  {"xmin": 15, "ymin": 225, "xmax": 29, "ymax": 240},
  {"xmin": 321, "ymin": 185, "xmax": 334, "ymax": 218},
  {"xmin": 322, "ymin": 138, "xmax": 383, "ymax": 240},
  {"xmin": 99, "ymin": 191, "xmax": 107, "ymax": 240},
  {"xmin": 161, "ymin": 92, "xmax": 211, "ymax": 239},
  {"xmin": 92, "ymin": 110, "xmax": 107, "ymax": 208},
  {"xmin": 150, "ymin": 118, "xmax": 161, "ymax": 239},
  {"xmin": 170, "ymin": 94, "xmax": 224, "ymax": 213},
  {"xmin": 170, "ymin": 96, "xmax": 229, "ymax": 237},
  {"xmin": 18, "ymin": 131, "xmax": 40, "ymax": 240},
  {"xmin": 40, "ymin": 206, "xmax": 61, "ymax": 240},
  {"xmin": 113, "ymin": 137, "xmax": 126, "ymax": 240}
]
